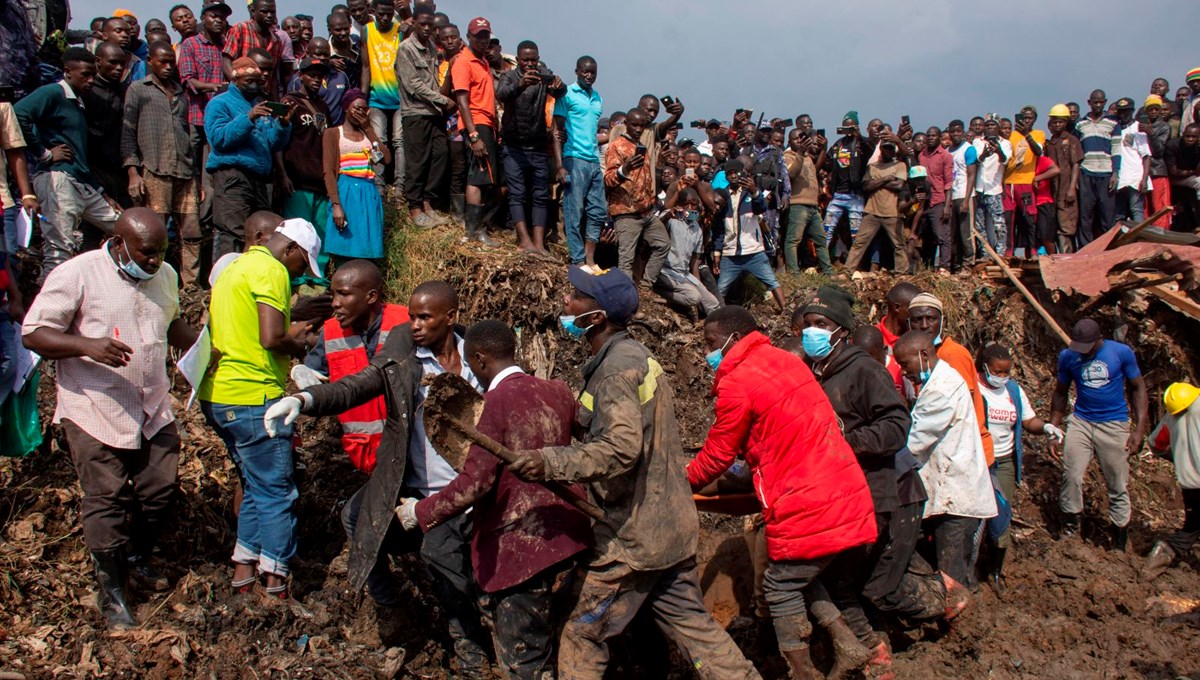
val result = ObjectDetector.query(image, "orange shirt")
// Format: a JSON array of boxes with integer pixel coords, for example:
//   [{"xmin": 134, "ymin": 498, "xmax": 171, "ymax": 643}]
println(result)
[
  {"xmin": 938, "ymin": 337, "xmax": 996, "ymax": 466},
  {"xmin": 449, "ymin": 49, "xmax": 496, "ymax": 132}
]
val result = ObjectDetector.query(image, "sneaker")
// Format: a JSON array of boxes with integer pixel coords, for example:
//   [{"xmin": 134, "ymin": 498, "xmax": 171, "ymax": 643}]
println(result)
[{"xmin": 412, "ymin": 212, "xmax": 439, "ymax": 229}]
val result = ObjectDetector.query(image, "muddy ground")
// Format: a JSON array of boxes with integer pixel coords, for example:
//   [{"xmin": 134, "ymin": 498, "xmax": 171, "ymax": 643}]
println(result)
[{"xmin": 2, "ymin": 231, "xmax": 1199, "ymax": 679}]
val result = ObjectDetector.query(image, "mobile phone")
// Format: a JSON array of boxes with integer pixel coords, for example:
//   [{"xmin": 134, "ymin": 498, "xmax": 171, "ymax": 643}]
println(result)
[
  {"xmin": 264, "ymin": 101, "xmax": 291, "ymax": 117},
  {"xmin": 1014, "ymin": 112, "xmax": 1024, "ymax": 126},
  {"xmin": 836, "ymin": 126, "xmax": 854, "ymax": 136},
  {"xmin": 777, "ymin": 117, "xmax": 794, "ymax": 128},
  {"xmin": 815, "ymin": 128, "xmax": 826, "ymax": 138},
  {"xmin": 736, "ymin": 108, "xmax": 745, "ymax": 115},
  {"xmin": 539, "ymin": 73, "xmax": 555, "ymax": 84},
  {"xmin": 661, "ymin": 95, "xmax": 674, "ymax": 106},
  {"xmin": 0, "ymin": 86, "xmax": 13, "ymax": 103},
  {"xmin": 673, "ymin": 122, "xmax": 683, "ymax": 130},
  {"xmin": 635, "ymin": 144, "xmax": 647, "ymax": 156},
  {"xmin": 684, "ymin": 168, "xmax": 695, "ymax": 178},
  {"xmin": 690, "ymin": 119, "xmax": 706, "ymax": 129},
  {"xmin": 901, "ymin": 115, "xmax": 910, "ymax": 127}
]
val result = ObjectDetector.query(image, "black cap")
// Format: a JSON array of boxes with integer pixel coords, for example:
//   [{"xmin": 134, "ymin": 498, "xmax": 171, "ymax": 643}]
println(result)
[
  {"xmin": 200, "ymin": 0, "xmax": 232, "ymax": 17},
  {"xmin": 705, "ymin": 119, "xmax": 721, "ymax": 129},
  {"xmin": 1069, "ymin": 319, "xmax": 1102, "ymax": 353},
  {"xmin": 1114, "ymin": 97, "xmax": 1135, "ymax": 110},
  {"xmin": 802, "ymin": 285, "xmax": 856, "ymax": 330},
  {"xmin": 298, "ymin": 57, "xmax": 330, "ymax": 73}
]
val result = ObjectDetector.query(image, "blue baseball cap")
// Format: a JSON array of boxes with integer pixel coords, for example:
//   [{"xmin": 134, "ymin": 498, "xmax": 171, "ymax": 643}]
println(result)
[{"xmin": 567, "ymin": 266, "xmax": 639, "ymax": 325}]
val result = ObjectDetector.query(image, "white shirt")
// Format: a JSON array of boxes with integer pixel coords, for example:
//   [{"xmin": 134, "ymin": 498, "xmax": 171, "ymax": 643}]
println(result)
[
  {"xmin": 978, "ymin": 379, "xmax": 1036, "ymax": 459},
  {"xmin": 1117, "ymin": 125, "xmax": 1151, "ymax": 190},
  {"xmin": 908, "ymin": 360, "xmax": 997, "ymax": 519},
  {"xmin": 948, "ymin": 142, "xmax": 978, "ymax": 201},
  {"xmin": 972, "ymin": 138, "xmax": 1013, "ymax": 196},
  {"xmin": 487, "ymin": 365, "xmax": 524, "ymax": 392},
  {"xmin": 408, "ymin": 334, "xmax": 483, "ymax": 496}
]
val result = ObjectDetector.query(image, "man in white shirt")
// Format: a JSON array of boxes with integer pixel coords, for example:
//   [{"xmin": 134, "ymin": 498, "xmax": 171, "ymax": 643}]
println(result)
[
  {"xmin": 946, "ymin": 120, "xmax": 979, "ymax": 269},
  {"xmin": 894, "ymin": 331, "xmax": 996, "ymax": 591},
  {"xmin": 1113, "ymin": 97, "xmax": 1152, "ymax": 223},
  {"xmin": 973, "ymin": 115, "xmax": 1012, "ymax": 255}
]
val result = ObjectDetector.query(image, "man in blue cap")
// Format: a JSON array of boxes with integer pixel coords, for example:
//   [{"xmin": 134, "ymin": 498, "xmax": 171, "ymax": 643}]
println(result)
[{"xmin": 509, "ymin": 267, "xmax": 762, "ymax": 680}]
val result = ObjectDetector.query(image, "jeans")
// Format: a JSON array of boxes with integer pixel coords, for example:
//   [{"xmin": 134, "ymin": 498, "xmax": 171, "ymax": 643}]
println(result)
[
  {"xmin": 1060, "ymin": 417, "xmax": 1131, "ymax": 527},
  {"xmin": 823, "ymin": 191, "xmax": 864, "ymax": 244},
  {"xmin": 717, "ymin": 251, "xmax": 779, "ymax": 295},
  {"xmin": 1115, "ymin": 186, "xmax": 1145, "ymax": 223},
  {"xmin": 974, "ymin": 193, "xmax": 1007, "ymax": 254},
  {"xmin": 613, "ymin": 213, "xmax": 670, "ymax": 285},
  {"xmin": 202, "ymin": 399, "xmax": 298, "ymax": 577},
  {"xmin": 502, "ymin": 146, "xmax": 551, "ymax": 227},
  {"xmin": 561, "ymin": 157, "xmax": 607, "ymax": 264},
  {"xmin": 783, "ymin": 204, "xmax": 832, "ymax": 274},
  {"xmin": 1078, "ymin": 172, "xmax": 1115, "ymax": 245},
  {"xmin": 33, "ymin": 170, "xmax": 120, "ymax": 281},
  {"xmin": 368, "ymin": 107, "xmax": 404, "ymax": 192},
  {"xmin": 3, "ymin": 205, "xmax": 19, "ymax": 257}
]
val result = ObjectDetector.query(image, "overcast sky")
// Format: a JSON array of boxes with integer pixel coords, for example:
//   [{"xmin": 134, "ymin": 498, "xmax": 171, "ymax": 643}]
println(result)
[{"xmin": 75, "ymin": 0, "xmax": 1198, "ymax": 140}]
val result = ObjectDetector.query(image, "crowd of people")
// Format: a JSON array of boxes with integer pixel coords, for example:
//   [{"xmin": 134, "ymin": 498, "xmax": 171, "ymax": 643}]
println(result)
[{"xmin": 2, "ymin": 1, "xmax": 1200, "ymax": 679}]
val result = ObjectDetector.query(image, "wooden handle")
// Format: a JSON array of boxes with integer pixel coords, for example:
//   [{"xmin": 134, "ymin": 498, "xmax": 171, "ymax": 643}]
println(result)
[
  {"xmin": 972, "ymin": 232, "xmax": 1071, "ymax": 345},
  {"xmin": 445, "ymin": 416, "xmax": 605, "ymax": 522}
]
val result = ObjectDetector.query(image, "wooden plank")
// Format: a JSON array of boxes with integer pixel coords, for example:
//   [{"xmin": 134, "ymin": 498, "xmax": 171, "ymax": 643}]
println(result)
[
  {"xmin": 973, "ymin": 232, "xmax": 1072, "ymax": 345},
  {"xmin": 1106, "ymin": 207, "xmax": 1174, "ymax": 250},
  {"xmin": 1142, "ymin": 284, "xmax": 1200, "ymax": 322}
]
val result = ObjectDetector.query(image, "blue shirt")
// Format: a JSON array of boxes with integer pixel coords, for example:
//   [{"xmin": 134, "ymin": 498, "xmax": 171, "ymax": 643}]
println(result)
[
  {"xmin": 288, "ymin": 70, "xmax": 348, "ymax": 126},
  {"xmin": 711, "ymin": 170, "xmax": 729, "ymax": 190},
  {"xmin": 1057, "ymin": 340, "xmax": 1141, "ymax": 423},
  {"xmin": 553, "ymin": 82, "xmax": 603, "ymax": 162},
  {"xmin": 204, "ymin": 85, "xmax": 292, "ymax": 176}
]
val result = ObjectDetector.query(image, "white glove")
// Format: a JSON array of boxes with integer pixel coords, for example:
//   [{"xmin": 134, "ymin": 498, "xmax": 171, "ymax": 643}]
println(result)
[
  {"xmin": 264, "ymin": 396, "xmax": 304, "ymax": 438},
  {"xmin": 290, "ymin": 364, "xmax": 327, "ymax": 390},
  {"xmin": 1043, "ymin": 423, "xmax": 1065, "ymax": 444},
  {"xmin": 395, "ymin": 498, "xmax": 418, "ymax": 531}
]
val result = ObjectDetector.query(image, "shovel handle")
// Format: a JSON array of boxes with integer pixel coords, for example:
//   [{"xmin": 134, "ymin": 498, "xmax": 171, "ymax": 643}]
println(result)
[{"xmin": 446, "ymin": 416, "xmax": 605, "ymax": 522}]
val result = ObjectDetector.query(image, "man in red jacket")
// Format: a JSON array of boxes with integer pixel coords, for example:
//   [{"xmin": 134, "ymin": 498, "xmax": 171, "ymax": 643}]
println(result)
[
  {"xmin": 687, "ymin": 305, "xmax": 877, "ymax": 680},
  {"xmin": 395, "ymin": 320, "xmax": 592, "ymax": 680}
]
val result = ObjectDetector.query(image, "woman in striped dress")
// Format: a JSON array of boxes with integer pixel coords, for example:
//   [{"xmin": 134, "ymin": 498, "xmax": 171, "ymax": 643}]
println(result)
[{"xmin": 322, "ymin": 88, "xmax": 387, "ymax": 261}]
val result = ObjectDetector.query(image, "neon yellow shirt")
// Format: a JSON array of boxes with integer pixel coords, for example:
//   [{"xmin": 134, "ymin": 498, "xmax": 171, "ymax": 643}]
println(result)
[{"xmin": 365, "ymin": 21, "xmax": 401, "ymax": 110}]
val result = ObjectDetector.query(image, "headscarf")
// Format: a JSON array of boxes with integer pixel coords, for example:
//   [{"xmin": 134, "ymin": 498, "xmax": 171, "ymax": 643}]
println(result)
[{"xmin": 342, "ymin": 87, "xmax": 367, "ymax": 109}]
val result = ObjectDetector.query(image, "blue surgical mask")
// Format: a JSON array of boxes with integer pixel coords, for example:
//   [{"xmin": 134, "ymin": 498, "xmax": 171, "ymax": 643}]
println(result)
[
  {"xmin": 706, "ymin": 333, "xmax": 736, "ymax": 371},
  {"xmin": 114, "ymin": 240, "xmax": 154, "ymax": 281},
  {"xmin": 559, "ymin": 310, "xmax": 604, "ymax": 339},
  {"xmin": 801, "ymin": 327, "xmax": 841, "ymax": 360},
  {"xmin": 917, "ymin": 353, "xmax": 932, "ymax": 384},
  {"xmin": 985, "ymin": 367, "xmax": 1009, "ymax": 389},
  {"xmin": 685, "ymin": 209, "xmax": 700, "ymax": 223}
]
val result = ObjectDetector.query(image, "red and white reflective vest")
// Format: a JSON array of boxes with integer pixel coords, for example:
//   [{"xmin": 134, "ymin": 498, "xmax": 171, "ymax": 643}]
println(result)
[{"xmin": 323, "ymin": 303, "xmax": 410, "ymax": 474}]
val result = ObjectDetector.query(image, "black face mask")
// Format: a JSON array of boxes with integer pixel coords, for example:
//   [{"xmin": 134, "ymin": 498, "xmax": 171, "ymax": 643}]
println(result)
[{"xmin": 239, "ymin": 82, "xmax": 263, "ymax": 98}]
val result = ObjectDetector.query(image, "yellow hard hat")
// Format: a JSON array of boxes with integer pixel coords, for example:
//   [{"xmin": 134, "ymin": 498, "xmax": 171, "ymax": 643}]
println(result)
[
  {"xmin": 1049, "ymin": 104, "xmax": 1071, "ymax": 118},
  {"xmin": 1163, "ymin": 382, "xmax": 1200, "ymax": 415}
]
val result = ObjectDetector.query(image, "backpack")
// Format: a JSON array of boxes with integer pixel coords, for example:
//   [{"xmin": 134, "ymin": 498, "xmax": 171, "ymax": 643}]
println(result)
[{"xmin": 751, "ymin": 147, "xmax": 783, "ymax": 194}]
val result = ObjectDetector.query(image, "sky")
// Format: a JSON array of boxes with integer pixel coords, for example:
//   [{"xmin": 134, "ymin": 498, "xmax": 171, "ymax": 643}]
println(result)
[{"xmin": 73, "ymin": 0, "xmax": 1199, "ymax": 141}]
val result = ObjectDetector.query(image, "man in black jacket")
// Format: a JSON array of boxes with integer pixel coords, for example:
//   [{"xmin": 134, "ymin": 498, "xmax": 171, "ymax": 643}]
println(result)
[
  {"xmin": 495, "ymin": 40, "xmax": 564, "ymax": 256},
  {"xmin": 795, "ymin": 286, "xmax": 951, "ymax": 675}
]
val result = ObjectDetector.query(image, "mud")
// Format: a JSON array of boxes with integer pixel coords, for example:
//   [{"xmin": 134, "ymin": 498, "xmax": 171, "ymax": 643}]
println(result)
[{"xmin": 2, "ymin": 232, "xmax": 1199, "ymax": 678}]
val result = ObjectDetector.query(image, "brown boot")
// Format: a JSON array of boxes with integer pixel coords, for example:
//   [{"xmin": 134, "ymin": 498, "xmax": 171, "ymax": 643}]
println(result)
[
  {"xmin": 1140, "ymin": 541, "xmax": 1176, "ymax": 582},
  {"xmin": 825, "ymin": 616, "xmax": 873, "ymax": 679},
  {"xmin": 781, "ymin": 644, "xmax": 820, "ymax": 680}
]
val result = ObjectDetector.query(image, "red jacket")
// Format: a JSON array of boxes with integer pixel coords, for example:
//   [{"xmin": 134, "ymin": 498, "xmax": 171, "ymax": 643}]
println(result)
[{"xmin": 687, "ymin": 332, "xmax": 877, "ymax": 561}]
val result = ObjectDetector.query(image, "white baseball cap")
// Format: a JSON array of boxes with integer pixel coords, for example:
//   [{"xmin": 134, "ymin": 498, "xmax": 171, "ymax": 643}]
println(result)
[{"xmin": 275, "ymin": 218, "xmax": 323, "ymax": 277}]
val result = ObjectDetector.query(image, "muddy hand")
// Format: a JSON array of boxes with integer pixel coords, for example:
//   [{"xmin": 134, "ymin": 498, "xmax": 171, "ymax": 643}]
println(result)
[{"xmin": 508, "ymin": 450, "xmax": 547, "ymax": 481}]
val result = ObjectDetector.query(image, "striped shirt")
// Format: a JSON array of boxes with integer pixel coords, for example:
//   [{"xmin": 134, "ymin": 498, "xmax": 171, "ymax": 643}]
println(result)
[
  {"xmin": 1075, "ymin": 115, "xmax": 1122, "ymax": 176},
  {"xmin": 336, "ymin": 126, "xmax": 374, "ymax": 180}
]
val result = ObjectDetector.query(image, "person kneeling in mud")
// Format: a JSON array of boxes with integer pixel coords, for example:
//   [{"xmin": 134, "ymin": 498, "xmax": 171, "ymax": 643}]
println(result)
[{"xmin": 395, "ymin": 320, "xmax": 593, "ymax": 680}]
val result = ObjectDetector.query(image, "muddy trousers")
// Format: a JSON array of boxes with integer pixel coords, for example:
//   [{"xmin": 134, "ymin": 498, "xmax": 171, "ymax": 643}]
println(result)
[
  {"xmin": 763, "ymin": 556, "xmax": 834, "ymax": 653},
  {"xmin": 479, "ymin": 561, "xmax": 571, "ymax": 680},
  {"xmin": 922, "ymin": 514, "xmax": 981, "ymax": 587},
  {"xmin": 1166, "ymin": 488, "xmax": 1200, "ymax": 556},
  {"xmin": 1060, "ymin": 418, "xmax": 1131, "ymax": 527},
  {"xmin": 558, "ymin": 557, "xmax": 761, "ymax": 680},
  {"xmin": 341, "ymin": 488, "xmax": 488, "ymax": 668},
  {"xmin": 62, "ymin": 419, "xmax": 180, "ymax": 555}
]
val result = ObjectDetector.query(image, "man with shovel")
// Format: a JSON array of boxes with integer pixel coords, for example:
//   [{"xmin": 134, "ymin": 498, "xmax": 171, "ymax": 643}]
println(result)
[
  {"xmin": 264, "ymin": 279, "xmax": 491, "ymax": 677},
  {"xmin": 507, "ymin": 266, "xmax": 762, "ymax": 680}
]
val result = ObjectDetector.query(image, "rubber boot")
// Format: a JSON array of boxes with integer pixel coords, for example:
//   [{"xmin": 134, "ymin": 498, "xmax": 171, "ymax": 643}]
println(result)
[
  {"xmin": 864, "ymin": 636, "xmax": 897, "ymax": 680},
  {"xmin": 1061, "ymin": 512, "xmax": 1081, "ymax": 539},
  {"xmin": 127, "ymin": 551, "xmax": 170, "ymax": 592},
  {"xmin": 1140, "ymin": 541, "xmax": 1176, "ymax": 582},
  {"xmin": 1113, "ymin": 524, "xmax": 1129, "ymax": 552},
  {"xmin": 464, "ymin": 204, "xmax": 497, "ymax": 247},
  {"xmin": 450, "ymin": 194, "xmax": 466, "ymax": 221},
  {"xmin": 825, "ymin": 616, "xmax": 873, "ymax": 679},
  {"xmin": 781, "ymin": 644, "xmax": 820, "ymax": 680},
  {"xmin": 93, "ymin": 549, "xmax": 138, "ymax": 629},
  {"xmin": 989, "ymin": 547, "xmax": 1008, "ymax": 598}
]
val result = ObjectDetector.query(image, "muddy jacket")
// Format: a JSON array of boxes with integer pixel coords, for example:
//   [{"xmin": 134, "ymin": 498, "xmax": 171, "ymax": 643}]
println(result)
[
  {"xmin": 812, "ymin": 345, "xmax": 911, "ymax": 513},
  {"xmin": 414, "ymin": 370, "xmax": 592, "ymax": 592},
  {"xmin": 687, "ymin": 332, "xmax": 877, "ymax": 562},
  {"xmin": 541, "ymin": 332, "xmax": 699, "ymax": 571},
  {"xmin": 301, "ymin": 323, "xmax": 421, "ymax": 591}
]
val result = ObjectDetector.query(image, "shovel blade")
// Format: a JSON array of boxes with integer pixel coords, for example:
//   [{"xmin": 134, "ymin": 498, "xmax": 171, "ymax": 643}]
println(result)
[{"xmin": 422, "ymin": 373, "xmax": 485, "ymax": 472}]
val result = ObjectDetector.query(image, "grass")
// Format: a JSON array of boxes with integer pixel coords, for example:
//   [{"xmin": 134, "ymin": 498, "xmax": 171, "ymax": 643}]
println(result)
[{"xmin": 382, "ymin": 205, "xmax": 463, "ymax": 303}]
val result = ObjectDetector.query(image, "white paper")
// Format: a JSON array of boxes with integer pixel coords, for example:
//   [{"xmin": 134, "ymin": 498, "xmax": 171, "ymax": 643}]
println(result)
[
  {"xmin": 176, "ymin": 326, "xmax": 212, "ymax": 409},
  {"xmin": 15, "ymin": 209, "xmax": 34, "ymax": 249},
  {"xmin": 11, "ymin": 322, "xmax": 40, "ymax": 394}
]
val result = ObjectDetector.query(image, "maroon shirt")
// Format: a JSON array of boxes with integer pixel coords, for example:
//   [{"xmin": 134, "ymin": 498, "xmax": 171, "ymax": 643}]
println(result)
[
  {"xmin": 918, "ymin": 145, "xmax": 955, "ymax": 207},
  {"xmin": 414, "ymin": 370, "xmax": 592, "ymax": 592}
]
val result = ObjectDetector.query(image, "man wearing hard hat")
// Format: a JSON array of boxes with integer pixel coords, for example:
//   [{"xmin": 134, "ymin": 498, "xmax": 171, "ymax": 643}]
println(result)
[{"xmin": 1142, "ymin": 382, "xmax": 1200, "ymax": 580}]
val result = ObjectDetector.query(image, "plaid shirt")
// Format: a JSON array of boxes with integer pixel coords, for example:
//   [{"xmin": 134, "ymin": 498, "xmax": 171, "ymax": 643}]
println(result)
[
  {"xmin": 223, "ymin": 20, "xmax": 283, "ymax": 65},
  {"xmin": 178, "ymin": 33, "xmax": 225, "ymax": 127}
]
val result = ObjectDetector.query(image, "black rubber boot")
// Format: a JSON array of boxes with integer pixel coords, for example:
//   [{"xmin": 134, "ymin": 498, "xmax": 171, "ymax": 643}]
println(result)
[
  {"xmin": 93, "ymin": 549, "xmax": 138, "ymax": 629},
  {"xmin": 1113, "ymin": 524, "xmax": 1129, "ymax": 552},
  {"xmin": 989, "ymin": 547, "xmax": 1008, "ymax": 598},
  {"xmin": 464, "ymin": 204, "xmax": 497, "ymax": 247},
  {"xmin": 1061, "ymin": 513, "xmax": 1081, "ymax": 538},
  {"xmin": 127, "ymin": 551, "xmax": 171, "ymax": 592}
]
